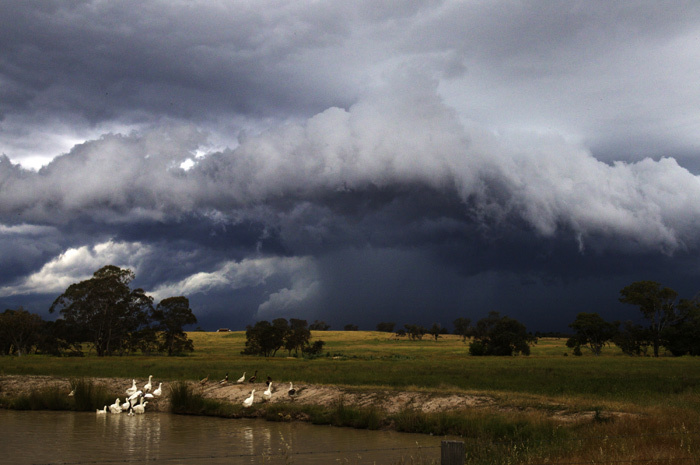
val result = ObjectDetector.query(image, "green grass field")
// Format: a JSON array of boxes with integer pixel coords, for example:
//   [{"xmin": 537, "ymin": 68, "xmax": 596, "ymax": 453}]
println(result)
[{"xmin": 2, "ymin": 331, "xmax": 700, "ymax": 464}]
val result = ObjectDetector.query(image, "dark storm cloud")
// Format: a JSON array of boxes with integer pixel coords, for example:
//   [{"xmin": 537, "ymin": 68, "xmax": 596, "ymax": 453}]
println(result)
[
  {"xmin": 3, "ymin": 1, "xmax": 700, "ymax": 168},
  {"xmin": 2, "ymin": 1, "xmax": 700, "ymax": 330},
  {"xmin": 0, "ymin": 0, "xmax": 419, "ymax": 124}
]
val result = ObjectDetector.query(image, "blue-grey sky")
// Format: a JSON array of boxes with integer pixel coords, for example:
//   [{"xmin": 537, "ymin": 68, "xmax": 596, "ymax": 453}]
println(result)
[{"xmin": 1, "ymin": 1, "xmax": 699, "ymax": 331}]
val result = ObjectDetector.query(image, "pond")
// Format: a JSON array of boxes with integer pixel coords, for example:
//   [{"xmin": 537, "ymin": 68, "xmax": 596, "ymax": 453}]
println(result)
[{"xmin": 1, "ymin": 410, "xmax": 446, "ymax": 464}]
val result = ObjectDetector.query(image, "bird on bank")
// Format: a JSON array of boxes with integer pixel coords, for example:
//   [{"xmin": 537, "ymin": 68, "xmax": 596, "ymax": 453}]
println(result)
[
  {"xmin": 144, "ymin": 375, "xmax": 153, "ymax": 392},
  {"xmin": 144, "ymin": 393, "xmax": 154, "ymax": 399},
  {"xmin": 236, "ymin": 372, "xmax": 246, "ymax": 383},
  {"xmin": 126, "ymin": 379, "xmax": 138, "ymax": 396},
  {"xmin": 243, "ymin": 389, "xmax": 255, "ymax": 407},
  {"xmin": 265, "ymin": 376, "xmax": 272, "ymax": 386},
  {"xmin": 128, "ymin": 390, "xmax": 142, "ymax": 402},
  {"xmin": 199, "ymin": 374, "xmax": 209, "ymax": 385},
  {"xmin": 248, "ymin": 370, "xmax": 258, "ymax": 383},
  {"xmin": 68, "ymin": 389, "xmax": 75, "ymax": 397},
  {"xmin": 263, "ymin": 383, "xmax": 273, "ymax": 401},
  {"xmin": 288, "ymin": 382, "xmax": 296, "ymax": 397},
  {"xmin": 219, "ymin": 373, "xmax": 229, "ymax": 385},
  {"xmin": 153, "ymin": 383, "xmax": 162, "ymax": 397}
]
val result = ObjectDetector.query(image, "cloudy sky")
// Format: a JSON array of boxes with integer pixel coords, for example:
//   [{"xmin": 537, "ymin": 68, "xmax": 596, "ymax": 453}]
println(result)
[{"xmin": 2, "ymin": 1, "xmax": 700, "ymax": 332}]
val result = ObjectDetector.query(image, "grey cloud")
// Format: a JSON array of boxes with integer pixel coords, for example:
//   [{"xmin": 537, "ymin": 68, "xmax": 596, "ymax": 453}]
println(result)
[
  {"xmin": 2, "ymin": 70, "xmax": 700, "ymax": 257},
  {"xmin": 2, "ymin": 1, "xmax": 700, "ymax": 329}
]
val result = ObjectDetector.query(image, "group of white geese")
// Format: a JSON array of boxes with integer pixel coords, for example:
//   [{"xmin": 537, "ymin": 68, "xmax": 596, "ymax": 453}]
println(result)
[
  {"xmin": 93, "ymin": 372, "xmax": 297, "ymax": 414},
  {"xmin": 94, "ymin": 375, "xmax": 162, "ymax": 416},
  {"xmin": 202, "ymin": 371, "xmax": 297, "ymax": 408}
]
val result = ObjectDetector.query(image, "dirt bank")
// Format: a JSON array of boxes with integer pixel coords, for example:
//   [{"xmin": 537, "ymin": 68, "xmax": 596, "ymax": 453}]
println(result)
[
  {"xmin": 0, "ymin": 374, "xmax": 492, "ymax": 414},
  {"xmin": 0, "ymin": 375, "xmax": 628, "ymax": 423}
]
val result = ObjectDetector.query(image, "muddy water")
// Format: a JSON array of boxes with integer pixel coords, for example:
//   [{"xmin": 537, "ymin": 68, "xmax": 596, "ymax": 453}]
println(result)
[{"xmin": 1, "ymin": 410, "xmax": 444, "ymax": 464}]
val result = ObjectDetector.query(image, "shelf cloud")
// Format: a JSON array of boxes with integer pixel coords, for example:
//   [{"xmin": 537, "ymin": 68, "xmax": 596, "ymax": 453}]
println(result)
[{"xmin": 2, "ymin": 1, "xmax": 700, "ymax": 330}]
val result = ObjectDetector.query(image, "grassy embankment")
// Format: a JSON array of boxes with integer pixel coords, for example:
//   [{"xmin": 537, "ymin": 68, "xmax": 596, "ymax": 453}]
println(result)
[{"xmin": 2, "ymin": 331, "xmax": 700, "ymax": 464}]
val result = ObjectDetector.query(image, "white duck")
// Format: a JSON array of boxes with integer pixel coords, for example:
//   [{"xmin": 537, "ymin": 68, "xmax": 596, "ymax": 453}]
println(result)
[
  {"xmin": 236, "ymin": 372, "xmax": 246, "ymax": 384},
  {"xmin": 121, "ymin": 399, "xmax": 131, "ymax": 411},
  {"xmin": 126, "ymin": 379, "xmax": 138, "ymax": 396},
  {"xmin": 128, "ymin": 390, "xmax": 142, "ymax": 402},
  {"xmin": 96, "ymin": 406, "xmax": 107, "ymax": 414},
  {"xmin": 144, "ymin": 375, "xmax": 153, "ymax": 392},
  {"xmin": 133, "ymin": 398, "xmax": 148, "ymax": 415},
  {"xmin": 109, "ymin": 398, "xmax": 122, "ymax": 414},
  {"xmin": 288, "ymin": 382, "xmax": 296, "ymax": 396},
  {"xmin": 263, "ymin": 383, "xmax": 272, "ymax": 401},
  {"xmin": 153, "ymin": 383, "xmax": 163, "ymax": 397},
  {"xmin": 242, "ymin": 389, "xmax": 255, "ymax": 407}
]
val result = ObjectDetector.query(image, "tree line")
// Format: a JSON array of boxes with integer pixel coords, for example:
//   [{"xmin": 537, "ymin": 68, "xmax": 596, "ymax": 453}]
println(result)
[
  {"xmin": 372, "ymin": 281, "xmax": 700, "ymax": 357},
  {"xmin": 567, "ymin": 281, "xmax": 700, "ymax": 357},
  {"xmin": 4, "ymin": 276, "xmax": 697, "ymax": 358},
  {"xmin": 0, "ymin": 265, "xmax": 197, "ymax": 357},
  {"xmin": 374, "ymin": 312, "xmax": 535, "ymax": 356}
]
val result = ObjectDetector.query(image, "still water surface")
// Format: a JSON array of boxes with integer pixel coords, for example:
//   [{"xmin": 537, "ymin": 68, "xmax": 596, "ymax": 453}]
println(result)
[{"xmin": 1, "ymin": 410, "xmax": 444, "ymax": 465}]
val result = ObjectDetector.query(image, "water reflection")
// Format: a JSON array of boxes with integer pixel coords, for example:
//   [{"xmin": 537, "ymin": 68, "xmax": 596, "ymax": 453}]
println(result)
[{"xmin": 2, "ymin": 410, "xmax": 444, "ymax": 464}]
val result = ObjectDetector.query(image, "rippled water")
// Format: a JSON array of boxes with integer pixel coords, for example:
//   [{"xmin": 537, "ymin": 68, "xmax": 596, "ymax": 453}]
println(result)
[{"xmin": 1, "ymin": 410, "xmax": 444, "ymax": 464}]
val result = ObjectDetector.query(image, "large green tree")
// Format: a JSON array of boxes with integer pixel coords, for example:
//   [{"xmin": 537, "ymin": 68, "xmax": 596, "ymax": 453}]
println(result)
[
  {"xmin": 152, "ymin": 296, "xmax": 197, "ymax": 355},
  {"xmin": 566, "ymin": 312, "xmax": 619, "ymax": 356},
  {"xmin": 619, "ymin": 281, "xmax": 689, "ymax": 357},
  {"xmin": 469, "ymin": 311, "xmax": 535, "ymax": 356},
  {"xmin": 49, "ymin": 265, "xmax": 153, "ymax": 356}
]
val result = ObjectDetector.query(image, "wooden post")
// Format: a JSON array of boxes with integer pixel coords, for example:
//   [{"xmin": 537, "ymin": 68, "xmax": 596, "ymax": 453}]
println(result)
[{"xmin": 441, "ymin": 440, "xmax": 465, "ymax": 465}]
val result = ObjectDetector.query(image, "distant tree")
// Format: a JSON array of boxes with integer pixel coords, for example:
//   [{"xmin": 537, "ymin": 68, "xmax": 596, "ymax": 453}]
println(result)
[
  {"xmin": 376, "ymin": 322, "xmax": 396, "ymax": 333},
  {"xmin": 152, "ymin": 296, "xmax": 197, "ymax": 355},
  {"xmin": 344, "ymin": 324, "xmax": 359, "ymax": 331},
  {"xmin": 429, "ymin": 323, "xmax": 444, "ymax": 341},
  {"xmin": 453, "ymin": 317, "xmax": 472, "ymax": 342},
  {"xmin": 566, "ymin": 312, "xmax": 619, "ymax": 356},
  {"xmin": 242, "ymin": 320, "xmax": 282, "ymax": 357},
  {"xmin": 469, "ymin": 311, "xmax": 535, "ymax": 356},
  {"xmin": 49, "ymin": 266, "xmax": 154, "ymax": 356},
  {"xmin": 0, "ymin": 307, "xmax": 43, "ymax": 356},
  {"xmin": 302, "ymin": 340, "xmax": 326, "ymax": 357},
  {"xmin": 613, "ymin": 320, "xmax": 651, "ymax": 356},
  {"xmin": 619, "ymin": 281, "xmax": 691, "ymax": 357},
  {"xmin": 309, "ymin": 320, "xmax": 331, "ymax": 331},
  {"xmin": 404, "ymin": 324, "xmax": 428, "ymax": 340},
  {"xmin": 285, "ymin": 318, "xmax": 311, "ymax": 356},
  {"xmin": 244, "ymin": 318, "xmax": 321, "ymax": 357}
]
